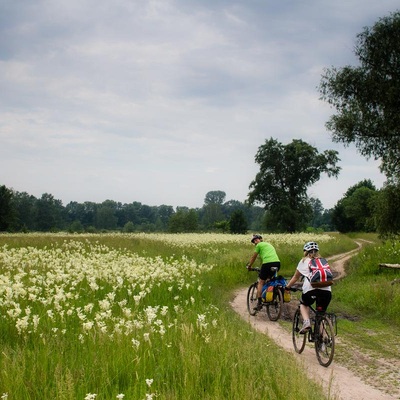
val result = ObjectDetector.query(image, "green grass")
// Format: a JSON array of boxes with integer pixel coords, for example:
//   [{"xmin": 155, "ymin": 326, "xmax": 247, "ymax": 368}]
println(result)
[{"xmin": 0, "ymin": 232, "xmax": 398, "ymax": 399}]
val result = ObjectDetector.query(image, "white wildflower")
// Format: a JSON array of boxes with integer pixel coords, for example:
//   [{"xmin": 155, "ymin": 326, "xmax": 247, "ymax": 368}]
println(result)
[{"xmin": 146, "ymin": 378, "xmax": 153, "ymax": 387}]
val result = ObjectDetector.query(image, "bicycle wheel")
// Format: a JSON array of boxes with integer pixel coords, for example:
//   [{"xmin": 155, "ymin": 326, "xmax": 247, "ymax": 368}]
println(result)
[
  {"xmin": 315, "ymin": 315, "xmax": 335, "ymax": 367},
  {"xmin": 292, "ymin": 308, "xmax": 306, "ymax": 353},
  {"xmin": 247, "ymin": 283, "xmax": 258, "ymax": 316},
  {"xmin": 266, "ymin": 287, "xmax": 283, "ymax": 321}
]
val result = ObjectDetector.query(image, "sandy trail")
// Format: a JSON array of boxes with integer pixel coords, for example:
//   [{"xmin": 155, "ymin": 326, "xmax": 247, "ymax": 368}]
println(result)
[{"xmin": 230, "ymin": 241, "xmax": 397, "ymax": 400}]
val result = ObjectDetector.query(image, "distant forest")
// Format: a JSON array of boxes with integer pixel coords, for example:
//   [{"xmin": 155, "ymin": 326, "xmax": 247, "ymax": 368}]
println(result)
[{"xmin": 0, "ymin": 185, "xmax": 333, "ymax": 233}]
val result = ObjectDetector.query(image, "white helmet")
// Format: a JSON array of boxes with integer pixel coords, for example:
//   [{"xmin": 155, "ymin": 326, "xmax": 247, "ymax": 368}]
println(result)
[{"xmin": 303, "ymin": 241, "xmax": 319, "ymax": 252}]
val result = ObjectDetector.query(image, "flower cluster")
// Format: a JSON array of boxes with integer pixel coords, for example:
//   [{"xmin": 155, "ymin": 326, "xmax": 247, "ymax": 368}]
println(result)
[{"xmin": 0, "ymin": 240, "xmax": 213, "ymax": 342}]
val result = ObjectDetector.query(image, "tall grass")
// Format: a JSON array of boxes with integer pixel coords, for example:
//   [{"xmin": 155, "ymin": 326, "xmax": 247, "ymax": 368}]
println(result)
[
  {"xmin": 332, "ymin": 239, "xmax": 400, "ymax": 324},
  {"xmin": 0, "ymin": 232, "xmax": 367, "ymax": 399}
]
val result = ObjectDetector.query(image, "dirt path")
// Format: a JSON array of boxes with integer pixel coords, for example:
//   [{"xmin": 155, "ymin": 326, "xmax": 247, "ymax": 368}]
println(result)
[{"xmin": 230, "ymin": 241, "xmax": 398, "ymax": 400}]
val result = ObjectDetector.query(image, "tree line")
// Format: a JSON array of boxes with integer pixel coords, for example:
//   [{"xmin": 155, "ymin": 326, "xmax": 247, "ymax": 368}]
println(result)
[
  {"xmin": 0, "ymin": 186, "xmax": 331, "ymax": 234},
  {"xmin": 0, "ymin": 179, "xmax": 393, "ymax": 236}
]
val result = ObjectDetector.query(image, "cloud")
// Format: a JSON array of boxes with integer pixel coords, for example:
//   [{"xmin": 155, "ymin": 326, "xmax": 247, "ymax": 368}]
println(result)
[{"xmin": 0, "ymin": 0, "xmax": 397, "ymax": 209}]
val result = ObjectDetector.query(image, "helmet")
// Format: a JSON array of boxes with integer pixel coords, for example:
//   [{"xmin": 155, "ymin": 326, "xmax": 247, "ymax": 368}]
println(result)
[
  {"xmin": 303, "ymin": 241, "xmax": 319, "ymax": 252},
  {"xmin": 251, "ymin": 234, "xmax": 262, "ymax": 243}
]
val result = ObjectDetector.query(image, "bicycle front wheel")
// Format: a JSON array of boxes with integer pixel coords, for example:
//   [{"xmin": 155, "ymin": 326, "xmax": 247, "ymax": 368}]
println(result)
[
  {"xmin": 292, "ymin": 308, "xmax": 306, "ymax": 353},
  {"xmin": 315, "ymin": 315, "xmax": 335, "ymax": 367},
  {"xmin": 266, "ymin": 287, "xmax": 283, "ymax": 321},
  {"xmin": 247, "ymin": 283, "xmax": 258, "ymax": 316}
]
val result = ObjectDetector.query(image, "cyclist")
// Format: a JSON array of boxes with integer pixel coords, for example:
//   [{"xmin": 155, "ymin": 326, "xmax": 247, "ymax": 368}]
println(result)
[
  {"xmin": 285, "ymin": 241, "xmax": 332, "ymax": 333},
  {"xmin": 246, "ymin": 234, "xmax": 281, "ymax": 311}
]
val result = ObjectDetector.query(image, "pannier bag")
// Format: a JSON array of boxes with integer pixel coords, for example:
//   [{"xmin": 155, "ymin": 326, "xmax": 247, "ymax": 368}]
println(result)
[{"xmin": 261, "ymin": 275, "xmax": 288, "ymax": 302}]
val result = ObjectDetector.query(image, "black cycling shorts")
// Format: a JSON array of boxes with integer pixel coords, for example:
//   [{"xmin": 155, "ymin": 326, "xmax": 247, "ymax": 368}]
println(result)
[
  {"xmin": 259, "ymin": 261, "xmax": 281, "ymax": 280},
  {"xmin": 301, "ymin": 289, "xmax": 332, "ymax": 312}
]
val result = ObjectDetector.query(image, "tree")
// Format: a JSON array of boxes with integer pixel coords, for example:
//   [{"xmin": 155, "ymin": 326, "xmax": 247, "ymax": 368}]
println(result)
[
  {"xmin": 331, "ymin": 180, "xmax": 377, "ymax": 232},
  {"xmin": 229, "ymin": 209, "xmax": 248, "ymax": 234},
  {"xmin": 248, "ymin": 138, "xmax": 340, "ymax": 232},
  {"xmin": 374, "ymin": 183, "xmax": 400, "ymax": 239},
  {"xmin": 12, "ymin": 191, "xmax": 37, "ymax": 231},
  {"xmin": 319, "ymin": 11, "xmax": 400, "ymax": 181},
  {"xmin": 157, "ymin": 205, "xmax": 175, "ymax": 230},
  {"xmin": 204, "ymin": 191, "xmax": 226, "ymax": 205},
  {"xmin": 34, "ymin": 193, "xmax": 64, "ymax": 231},
  {"xmin": 168, "ymin": 208, "xmax": 198, "ymax": 233},
  {"xmin": 0, "ymin": 185, "xmax": 15, "ymax": 231},
  {"xmin": 96, "ymin": 200, "xmax": 118, "ymax": 230},
  {"xmin": 202, "ymin": 191, "xmax": 226, "ymax": 229}
]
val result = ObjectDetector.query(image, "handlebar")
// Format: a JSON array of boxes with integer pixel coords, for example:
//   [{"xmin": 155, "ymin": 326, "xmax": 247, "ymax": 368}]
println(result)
[
  {"xmin": 246, "ymin": 266, "xmax": 260, "ymax": 272},
  {"xmin": 285, "ymin": 287, "xmax": 302, "ymax": 292}
]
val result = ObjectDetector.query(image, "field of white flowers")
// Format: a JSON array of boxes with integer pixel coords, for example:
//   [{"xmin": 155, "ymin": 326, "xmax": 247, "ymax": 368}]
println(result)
[{"xmin": 0, "ymin": 233, "xmax": 338, "ymax": 399}]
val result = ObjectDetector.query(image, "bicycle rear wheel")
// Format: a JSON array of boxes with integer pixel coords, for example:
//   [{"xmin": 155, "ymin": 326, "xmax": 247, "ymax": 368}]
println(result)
[
  {"xmin": 292, "ymin": 308, "xmax": 306, "ymax": 353},
  {"xmin": 266, "ymin": 287, "xmax": 283, "ymax": 321},
  {"xmin": 247, "ymin": 283, "xmax": 258, "ymax": 316},
  {"xmin": 315, "ymin": 315, "xmax": 335, "ymax": 367}
]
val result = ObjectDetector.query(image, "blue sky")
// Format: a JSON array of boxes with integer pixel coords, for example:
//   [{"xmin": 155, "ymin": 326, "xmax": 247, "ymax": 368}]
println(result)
[{"xmin": 1, "ymin": 1, "xmax": 397, "ymax": 209}]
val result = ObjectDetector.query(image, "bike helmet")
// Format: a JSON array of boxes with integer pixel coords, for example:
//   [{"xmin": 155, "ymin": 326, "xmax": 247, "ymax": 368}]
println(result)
[
  {"xmin": 251, "ymin": 234, "xmax": 262, "ymax": 243},
  {"xmin": 303, "ymin": 241, "xmax": 319, "ymax": 252}
]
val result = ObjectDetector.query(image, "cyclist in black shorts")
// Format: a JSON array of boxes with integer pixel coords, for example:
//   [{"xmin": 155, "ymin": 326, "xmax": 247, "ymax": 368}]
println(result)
[
  {"xmin": 285, "ymin": 242, "xmax": 332, "ymax": 333},
  {"xmin": 246, "ymin": 234, "xmax": 281, "ymax": 311}
]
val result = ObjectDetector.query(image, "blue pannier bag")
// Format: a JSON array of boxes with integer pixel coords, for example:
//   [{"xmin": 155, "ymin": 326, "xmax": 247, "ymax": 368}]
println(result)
[{"xmin": 261, "ymin": 275, "xmax": 287, "ymax": 302}]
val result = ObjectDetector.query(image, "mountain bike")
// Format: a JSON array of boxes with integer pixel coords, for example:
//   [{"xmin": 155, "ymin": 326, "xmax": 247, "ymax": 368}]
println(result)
[
  {"xmin": 289, "ymin": 288, "xmax": 336, "ymax": 367},
  {"xmin": 246, "ymin": 267, "xmax": 284, "ymax": 321}
]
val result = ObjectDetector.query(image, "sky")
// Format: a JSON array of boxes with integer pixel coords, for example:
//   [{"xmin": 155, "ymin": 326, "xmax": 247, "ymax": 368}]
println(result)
[{"xmin": 1, "ymin": 1, "xmax": 397, "ymax": 210}]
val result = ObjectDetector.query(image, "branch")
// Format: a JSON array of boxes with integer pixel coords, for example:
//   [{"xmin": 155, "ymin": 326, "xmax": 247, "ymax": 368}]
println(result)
[{"xmin": 379, "ymin": 263, "xmax": 400, "ymax": 269}]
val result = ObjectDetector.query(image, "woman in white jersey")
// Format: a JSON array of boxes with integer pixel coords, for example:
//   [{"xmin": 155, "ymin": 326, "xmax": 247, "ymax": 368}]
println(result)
[{"xmin": 285, "ymin": 241, "xmax": 332, "ymax": 333}]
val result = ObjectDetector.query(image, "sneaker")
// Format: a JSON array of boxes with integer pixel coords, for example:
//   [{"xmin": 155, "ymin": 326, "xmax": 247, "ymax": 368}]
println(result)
[
  {"xmin": 299, "ymin": 320, "xmax": 311, "ymax": 334},
  {"xmin": 253, "ymin": 303, "xmax": 263, "ymax": 311}
]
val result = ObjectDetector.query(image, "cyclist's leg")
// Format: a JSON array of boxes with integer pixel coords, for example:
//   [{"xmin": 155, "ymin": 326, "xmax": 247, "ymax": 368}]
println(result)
[
  {"xmin": 257, "ymin": 263, "xmax": 272, "ymax": 301},
  {"xmin": 300, "ymin": 291, "xmax": 315, "ymax": 319},
  {"xmin": 315, "ymin": 289, "xmax": 332, "ymax": 312},
  {"xmin": 257, "ymin": 278, "xmax": 265, "ymax": 300},
  {"xmin": 299, "ymin": 291, "xmax": 315, "ymax": 333}
]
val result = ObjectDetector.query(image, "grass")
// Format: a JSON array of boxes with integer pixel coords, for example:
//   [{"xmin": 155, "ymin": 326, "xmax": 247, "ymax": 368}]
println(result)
[{"xmin": 0, "ymin": 232, "xmax": 398, "ymax": 399}]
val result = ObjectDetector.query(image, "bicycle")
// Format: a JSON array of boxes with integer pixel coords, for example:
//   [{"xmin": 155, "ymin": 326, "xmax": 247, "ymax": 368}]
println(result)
[
  {"xmin": 246, "ymin": 267, "xmax": 284, "ymax": 321},
  {"xmin": 288, "ymin": 287, "xmax": 337, "ymax": 367}
]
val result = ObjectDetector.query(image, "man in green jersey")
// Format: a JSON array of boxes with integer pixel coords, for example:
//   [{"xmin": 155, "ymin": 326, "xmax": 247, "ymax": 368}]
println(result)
[{"xmin": 246, "ymin": 234, "xmax": 281, "ymax": 311}]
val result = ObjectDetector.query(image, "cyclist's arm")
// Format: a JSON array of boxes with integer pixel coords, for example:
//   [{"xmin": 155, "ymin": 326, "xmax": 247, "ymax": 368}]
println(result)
[
  {"xmin": 246, "ymin": 253, "xmax": 258, "ymax": 269},
  {"xmin": 286, "ymin": 269, "xmax": 302, "ymax": 290}
]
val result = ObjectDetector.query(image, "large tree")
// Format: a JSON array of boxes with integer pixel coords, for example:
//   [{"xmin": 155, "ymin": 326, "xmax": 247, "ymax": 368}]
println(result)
[
  {"xmin": 332, "ymin": 180, "xmax": 377, "ymax": 233},
  {"xmin": 202, "ymin": 190, "xmax": 226, "ymax": 229},
  {"xmin": 248, "ymin": 138, "xmax": 340, "ymax": 232},
  {"xmin": 319, "ymin": 11, "xmax": 400, "ymax": 181}
]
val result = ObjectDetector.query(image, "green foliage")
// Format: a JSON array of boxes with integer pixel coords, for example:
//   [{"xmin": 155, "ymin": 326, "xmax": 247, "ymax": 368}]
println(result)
[
  {"xmin": 373, "ymin": 183, "xmax": 400, "ymax": 240},
  {"xmin": 123, "ymin": 221, "xmax": 135, "ymax": 232},
  {"xmin": 248, "ymin": 138, "xmax": 340, "ymax": 232},
  {"xmin": 204, "ymin": 190, "xmax": 226, "ymax": 205},
  {"xmin": 319, "ymin": 11, "xmax": 400, "ymax": 181},
  {"xmin": 0, "ymin": 185, "xmax": 15, "ymax": 231},
  {"xmin": 168, "ymin": 208, "xmax": 199, "ymax": 232},
  {"xmin": 331, "ymin": 240, "xmax": 400, "ymax": 325},
  {"xmin": 332, "ymin": 179, "xmax": 377, "ymax": 232},
  {"xmin": 229, "ymin": 209, "xmax": 248, "ymax": 234},
  {"xmin": 68, "ymin": 220, "xmax": 84, "ymax": 233}
]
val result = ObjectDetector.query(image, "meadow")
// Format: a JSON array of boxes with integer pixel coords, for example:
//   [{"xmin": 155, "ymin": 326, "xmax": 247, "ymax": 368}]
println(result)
[{"xmin": 0, "ymin": 232, "xmax": 398, "ymax": 399}]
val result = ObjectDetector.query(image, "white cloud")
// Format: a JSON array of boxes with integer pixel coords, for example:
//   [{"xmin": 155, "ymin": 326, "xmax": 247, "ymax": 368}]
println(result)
[{"xmin": 0, "ymin": 0, "xmax": 397, "ymax": 209}]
